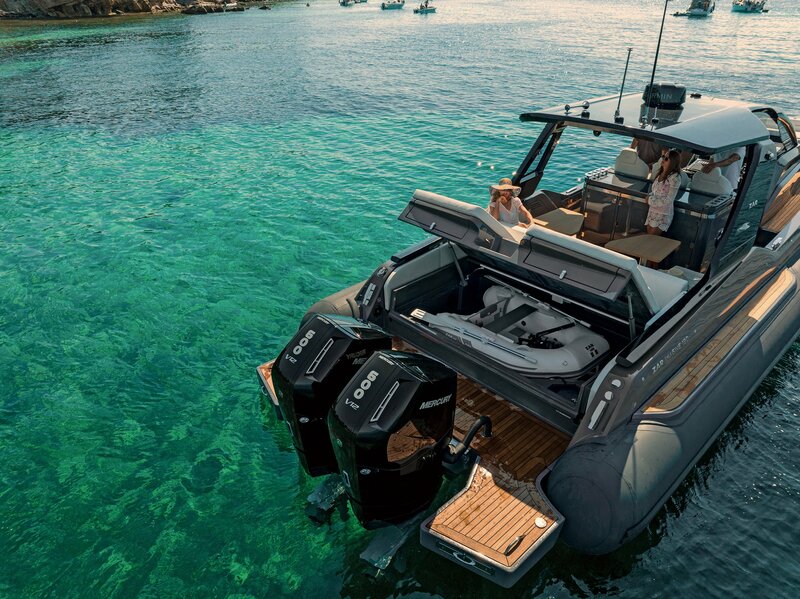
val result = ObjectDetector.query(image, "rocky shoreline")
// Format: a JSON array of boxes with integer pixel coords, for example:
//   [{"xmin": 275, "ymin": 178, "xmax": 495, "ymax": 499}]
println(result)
[{"xmin": 0, "ymin": 0, "xmax": 272, "ymax": 19}]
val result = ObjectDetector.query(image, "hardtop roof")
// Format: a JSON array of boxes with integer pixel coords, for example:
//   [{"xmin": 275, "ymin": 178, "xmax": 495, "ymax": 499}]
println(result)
[{"xmin": 520, "ymin": 91, "xmax": 771, "ymax": 154}]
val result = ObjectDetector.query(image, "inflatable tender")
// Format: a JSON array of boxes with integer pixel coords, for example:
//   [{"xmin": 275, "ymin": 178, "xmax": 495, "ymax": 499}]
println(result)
[{"xmin": 411, "ymin": 285, "xmax": 610, "ymax": 376}]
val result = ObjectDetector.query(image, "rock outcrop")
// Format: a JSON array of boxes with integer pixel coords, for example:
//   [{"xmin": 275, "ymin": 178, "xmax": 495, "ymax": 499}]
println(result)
[
  {"xmin": 0, "ymin": 0, "xmax": 184, "ymax": 18},
  {"xmin": 182, "ymin": 1, "xmax": 243, "ymax": 14}
]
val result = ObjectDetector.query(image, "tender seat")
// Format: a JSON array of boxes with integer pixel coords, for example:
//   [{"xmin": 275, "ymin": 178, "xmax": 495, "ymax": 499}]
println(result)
[
  {"xmin": 525, "ymin": 225, "xmax": 688, "ymax": 314},
  {"xmin": 614, "ymin": 148, "xmax": 649, "ymax": 180},
  {"xmin": 689, "ymin": 167, "xmax": 734, "ymax": 197}
]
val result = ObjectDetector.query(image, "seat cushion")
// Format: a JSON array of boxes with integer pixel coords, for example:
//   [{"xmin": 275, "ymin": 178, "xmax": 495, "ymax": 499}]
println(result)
[
  {"xmin": 525, "ymin": 225, "xmax": 685, "ymax": 314},
  {"xmin": 538, "ymin": 208, "xmax": 585, "ymax": 236},
  {"xmin": 690, "ymin": 167, "xmax": 733, "ymax": 197},
  {"xmin": 637, "ymin": 265, "xmax": 689, "ymax": 312},
  {"xmin": 614, "ymin": 148, "xmax": 649, "ymax": 179}
]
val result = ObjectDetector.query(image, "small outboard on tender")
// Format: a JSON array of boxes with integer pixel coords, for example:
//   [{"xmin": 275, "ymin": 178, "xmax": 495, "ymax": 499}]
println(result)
[
  {"xmin": 328, "ymin": 350, "xmax": 457, "ymax": 528},
  {"xmin": 272, "ymin": 314, "xmax": 392, "ymax": 476}
]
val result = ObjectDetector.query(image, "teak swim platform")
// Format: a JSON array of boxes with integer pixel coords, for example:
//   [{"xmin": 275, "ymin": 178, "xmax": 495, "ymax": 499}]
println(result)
[
  {"xmin": 423, "ymin": 377, "xmax": 568, "ymax": 573},
  {"xmin": 259, "ymin": 83, "xmax": 800, "ymax": 587}
]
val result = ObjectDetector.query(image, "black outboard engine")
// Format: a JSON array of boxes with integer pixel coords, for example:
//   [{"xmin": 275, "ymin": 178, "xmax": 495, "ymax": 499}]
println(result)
[
  {"xmin": 272, "ymin": 314, "xmax": 392, "ymax": 477},
  {"xmin": 328, "ymin": 350, "xmax": 457, "ymax": 528}
]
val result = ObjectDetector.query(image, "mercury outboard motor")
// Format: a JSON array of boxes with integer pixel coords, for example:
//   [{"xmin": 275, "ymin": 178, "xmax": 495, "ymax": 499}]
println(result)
[
  {"xmin": 272, "ymin": 314, "xmax": 392, "ymax": 477},
  {"xmin": 328, "ymin": 350, "xmax": 457, "ymax": 528}
]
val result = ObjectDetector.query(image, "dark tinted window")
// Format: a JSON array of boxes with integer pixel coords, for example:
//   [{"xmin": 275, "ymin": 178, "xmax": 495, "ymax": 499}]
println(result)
[{"xmin": 717, "ymin": 152, "xmax": 773, "ymax": 270}]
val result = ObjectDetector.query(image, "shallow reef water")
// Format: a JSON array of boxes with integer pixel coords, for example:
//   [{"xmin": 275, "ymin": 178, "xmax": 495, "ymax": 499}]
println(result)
[{"xmin": 2, "ymin": 1, "xmax": 800, "ymax": 596}]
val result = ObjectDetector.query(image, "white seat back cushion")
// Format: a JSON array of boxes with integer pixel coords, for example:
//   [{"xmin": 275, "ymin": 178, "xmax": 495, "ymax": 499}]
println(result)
[
  {"xmin": 637, "ymin": 266, "xmax": 689, "ymax": 312},
  {"xmin": 525, "ymin": 225, "xmax": 686, "ymax": 313},
  {"xmin": 615, "ymin": 148, "xmax": 649, "ymax": 179},
  {"xmin": 411, "ymin": 189, "xmax": 527, "ymax": 243},
  {"xmin": 690, "ymin": 167, "xmax": 733, "ymax": 196}
]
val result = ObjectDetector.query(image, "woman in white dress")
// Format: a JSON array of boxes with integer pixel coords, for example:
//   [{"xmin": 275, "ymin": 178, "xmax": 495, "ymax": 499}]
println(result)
[
  {"xmin": 487, "ymin": 178, "xmax": 533, "ymax": 226},
  {"xmin": 646, "ymin": 149, "xmax": 681, "ymax": 235}
]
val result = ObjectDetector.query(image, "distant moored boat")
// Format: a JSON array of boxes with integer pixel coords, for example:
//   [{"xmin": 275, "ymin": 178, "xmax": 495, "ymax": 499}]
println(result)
[
  {"xmin": 732, "ymin": 0, "xmax": 767, "ymax": 12},
  {"xmin": 674, "ymin": 0, "xmax": 715, "ymax": 16},
  {"xmin": 413, "ymin": 2, "xmax": 435, "ymax": 13}
]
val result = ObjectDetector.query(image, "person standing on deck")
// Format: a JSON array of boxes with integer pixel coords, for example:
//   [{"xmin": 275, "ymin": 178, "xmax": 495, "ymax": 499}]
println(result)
[{"xmin": 645, "ymin": 150, "xmax": 682, "ymax": 236}]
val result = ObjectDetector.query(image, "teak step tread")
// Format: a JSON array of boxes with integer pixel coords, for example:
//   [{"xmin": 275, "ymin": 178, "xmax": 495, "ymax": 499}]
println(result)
[{"xmin": 429, "ymin": 464, "xmax": 556, "ymax": 568}]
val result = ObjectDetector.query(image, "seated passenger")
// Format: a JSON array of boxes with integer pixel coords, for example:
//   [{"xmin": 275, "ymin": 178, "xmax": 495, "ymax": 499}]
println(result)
[
  {"xmin": 646, "ymin": 149, "xmax": 681, "ymax": 236},
  {"xmin": 487, "ymin": 178, "xmax": 533, "ymax": 227}
]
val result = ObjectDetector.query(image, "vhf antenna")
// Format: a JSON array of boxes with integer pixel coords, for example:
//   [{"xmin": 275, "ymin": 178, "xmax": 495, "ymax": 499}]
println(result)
[
  {"xmin": 643, "ymin": 0, "xmax": 671, "ymax": 126},
  {"xmin": 614, "ymin": 47, "xmax": 633, "ymax": 124}
]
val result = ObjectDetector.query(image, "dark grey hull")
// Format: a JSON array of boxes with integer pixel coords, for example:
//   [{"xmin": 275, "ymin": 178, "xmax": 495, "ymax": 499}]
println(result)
[
  {"xmin": 303, "ymin": 249, "xmax": 800, "ymax": 556},
  {"xmin": 548, "ymin": 254, "xmax": 800, "ymax": 553}
]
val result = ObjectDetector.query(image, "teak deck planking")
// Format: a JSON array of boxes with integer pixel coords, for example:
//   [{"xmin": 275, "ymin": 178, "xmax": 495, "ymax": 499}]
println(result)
[
  {"xmin": 428, "ymin": 377, "xmax": 570, "ymax": 568},
  {"xmin": 647, "ymin": 269, "xmax": 795, "ymax": 413},
  {"xmin": 760, "ymin": 172, "xmax": 800, "ymax": 234},
  {"xmin": 257, "ymin": 360, "xmax": 279, "ymax": 410}
]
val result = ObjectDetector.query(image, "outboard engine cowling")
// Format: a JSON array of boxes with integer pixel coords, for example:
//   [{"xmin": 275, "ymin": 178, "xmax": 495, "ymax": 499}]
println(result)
[
  {"xmin": 272, "ymin": 314, "xmax": 392, "ymax": 477},
  {"xmin": 328, "ymin": 350, "xmax": 457, "ymax": 528}
]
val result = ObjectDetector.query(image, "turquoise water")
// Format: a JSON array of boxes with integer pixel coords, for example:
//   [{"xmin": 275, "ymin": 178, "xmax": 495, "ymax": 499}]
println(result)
[{"xmin": 2, "ymin": 1, "xmax": 800, "ymax": 596}]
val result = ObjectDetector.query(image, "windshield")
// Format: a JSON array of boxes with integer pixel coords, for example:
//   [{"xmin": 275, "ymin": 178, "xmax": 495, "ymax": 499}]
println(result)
[{"xmin": 533, "ymin": 127, "xmax": 634, "ymax": 191}]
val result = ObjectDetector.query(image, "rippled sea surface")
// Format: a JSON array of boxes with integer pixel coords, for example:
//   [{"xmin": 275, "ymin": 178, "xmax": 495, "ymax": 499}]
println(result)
[{"xmin": 2, "ymin": 1, "xmax": 800, "ymax": 596}]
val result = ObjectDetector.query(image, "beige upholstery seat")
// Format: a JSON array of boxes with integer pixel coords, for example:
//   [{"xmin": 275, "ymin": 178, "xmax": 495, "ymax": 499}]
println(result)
[
  {"xmin": 689, "ymin": 167, "xmax": 734, "ymax": 197},
  {"xmin": 410, "ymin": 189, "xmax": 528, "ymax": 243},
  {"xmin": 525, "ymin": 225, "xmax": 688, "ymax": 314},
  {"xmin": 614, "ymin": 148, "xmax": 649, "ymax": 179},
  {"xmin": 534, "ymin": 208, "xmax": 585, "ymax": 236},
  {"xmin": 524, "ymin": 191, "xmax": 585, "ymax": 236}
]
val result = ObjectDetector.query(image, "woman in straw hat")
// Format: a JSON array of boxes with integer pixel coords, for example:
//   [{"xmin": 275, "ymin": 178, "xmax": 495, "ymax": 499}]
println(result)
[{"xmin": 487, "ymin": 177, "xmax": 533, "ymax": 226}]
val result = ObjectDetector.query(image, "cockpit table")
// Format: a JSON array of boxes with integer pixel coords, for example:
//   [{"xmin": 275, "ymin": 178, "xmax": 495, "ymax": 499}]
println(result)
[
  {"xmin": 605, "ymin": 234, "xmax": 681, "ymax": 266},
  {"xmin": 532, "ymin": 208, "xmax": 585, "ymax": 236}
]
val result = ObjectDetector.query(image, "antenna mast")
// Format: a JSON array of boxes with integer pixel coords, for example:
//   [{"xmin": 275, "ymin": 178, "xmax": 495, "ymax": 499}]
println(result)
[
  {"xmin": 644, "ymin": 0, "xmax": 671, "ymax": 124},
  {"xmin": 614, "ymin": 47, "xmax": 633, "ymax": 124}
]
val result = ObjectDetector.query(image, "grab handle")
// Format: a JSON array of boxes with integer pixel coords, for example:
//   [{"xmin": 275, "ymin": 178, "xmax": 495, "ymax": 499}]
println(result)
[{"xmin": 443, "ymin": 416, "xmax": 492, "ymax": 464}]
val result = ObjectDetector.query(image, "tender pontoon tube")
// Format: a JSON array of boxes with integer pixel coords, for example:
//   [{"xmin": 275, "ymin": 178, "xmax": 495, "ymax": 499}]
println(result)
[{"xmin": 411, "ymin": 285, "xmax": 610, "ymax": 376}]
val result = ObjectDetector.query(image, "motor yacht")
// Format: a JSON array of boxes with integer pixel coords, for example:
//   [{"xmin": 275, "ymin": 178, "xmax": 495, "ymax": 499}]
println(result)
[
  {"xmin": 381, "ymin": 0, "xmax": 405, "ymax": 9},
  {"xmin": 413, "ymin": 2, "xmax": 435, "ymax": 14},
  {"xmin": 732, "ymin": 0, "xmax": 767, "ymax": 12},
  {"xmin": 675, "ymin": 0, "xmax": 716, "ymax": 16},
  {"xmin": 258, "ymin": 84, "xmax": 800, "ymax": 587}
]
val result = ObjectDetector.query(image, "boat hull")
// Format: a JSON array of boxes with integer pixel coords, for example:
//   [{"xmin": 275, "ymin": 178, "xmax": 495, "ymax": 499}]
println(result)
[{"xmin": 547, "ymin": 261, "xmax": 800, "ymax": 553}]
